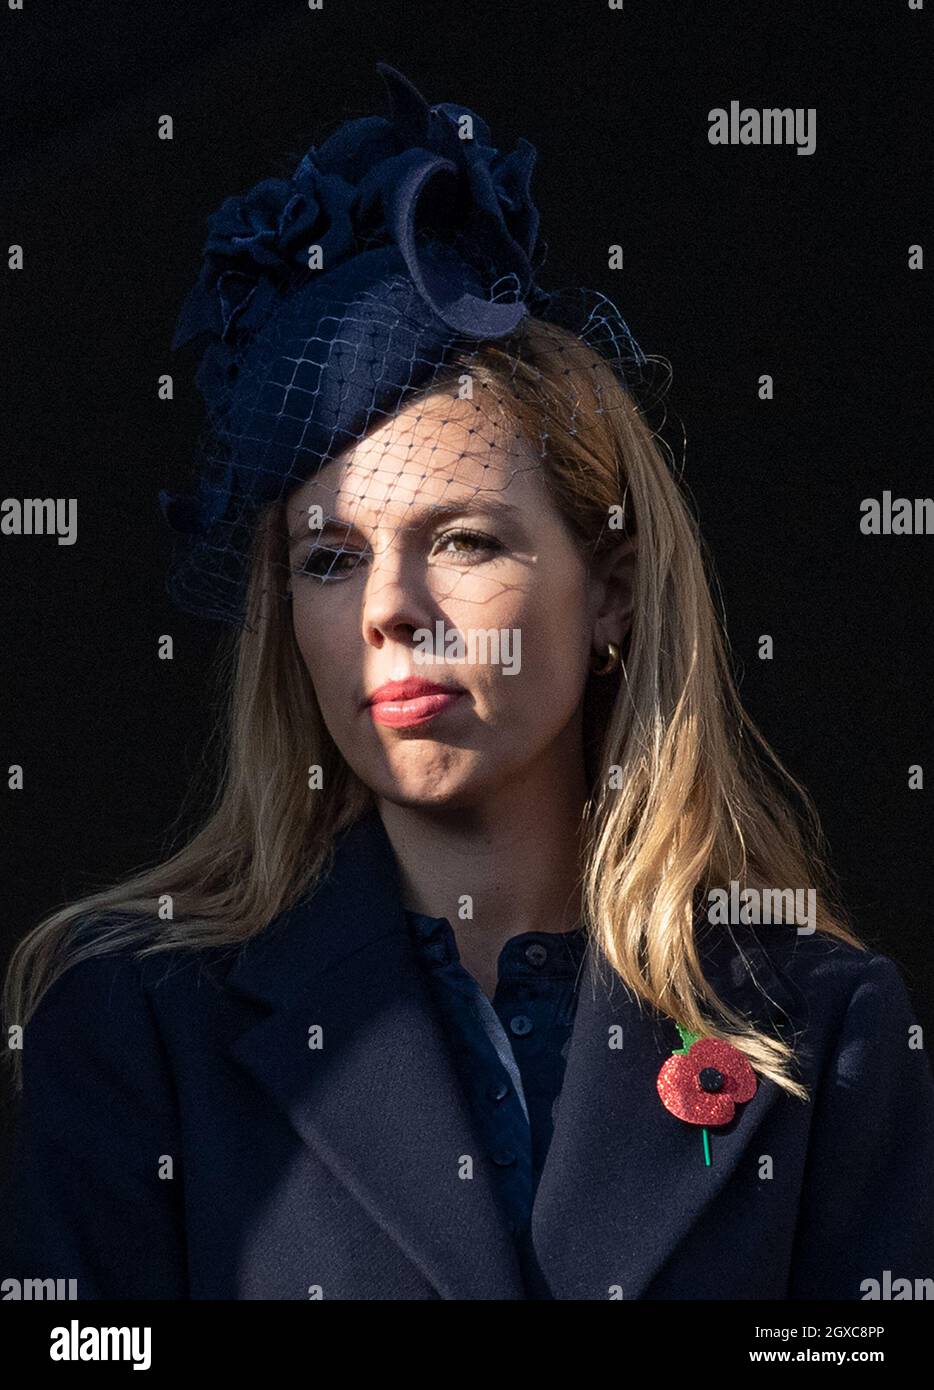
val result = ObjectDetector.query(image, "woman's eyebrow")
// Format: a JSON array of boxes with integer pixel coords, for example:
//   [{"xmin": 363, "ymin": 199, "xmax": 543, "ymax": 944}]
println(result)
[{"xmin": 287, "ymin": 496, "xmax": 523, "ymax": 550}]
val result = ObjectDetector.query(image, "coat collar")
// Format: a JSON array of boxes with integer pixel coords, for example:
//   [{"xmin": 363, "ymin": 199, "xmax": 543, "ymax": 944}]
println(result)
[{"xmin": 225, "ymin": 806, "xmax": 801, "ymax": 1299}]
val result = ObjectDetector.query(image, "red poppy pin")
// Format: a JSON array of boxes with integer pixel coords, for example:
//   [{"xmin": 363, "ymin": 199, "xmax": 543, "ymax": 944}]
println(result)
[{"xmin": 656, "ymin": 1024, "xmax": 757, "ymax": 1165}]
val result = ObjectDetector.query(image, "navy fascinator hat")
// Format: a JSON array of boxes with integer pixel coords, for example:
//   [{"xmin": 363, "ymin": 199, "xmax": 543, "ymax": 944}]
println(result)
[{"xmin": 160, "ymin": 62, "xmax": 648, "ymax": 625}]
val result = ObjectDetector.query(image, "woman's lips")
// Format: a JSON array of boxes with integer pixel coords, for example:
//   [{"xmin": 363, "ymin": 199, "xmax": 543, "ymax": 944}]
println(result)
[{"xmin": 368, "ymin": 689, "xmax": 465, "ymax": 728}]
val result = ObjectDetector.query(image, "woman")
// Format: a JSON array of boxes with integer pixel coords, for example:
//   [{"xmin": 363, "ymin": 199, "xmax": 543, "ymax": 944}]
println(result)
[{"xmin": 3, "ymin": 63, "xmax": 933, "ymax": 1302}]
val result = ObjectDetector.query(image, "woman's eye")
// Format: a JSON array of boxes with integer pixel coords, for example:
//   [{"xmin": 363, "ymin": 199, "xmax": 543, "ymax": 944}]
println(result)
[
  {"xmin": 296, "ymin": 547, "xmax": 363, "ymax": 580},
  {"xmin": 293, "ymin": 529, "xmax": 502, "ymax": 583},
  {"xmin": 433, "ymin": 528, "xmax": 502, "ymax": 559}
]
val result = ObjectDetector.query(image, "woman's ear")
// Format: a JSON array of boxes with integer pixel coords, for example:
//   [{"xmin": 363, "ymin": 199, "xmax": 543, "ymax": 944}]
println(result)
[{"xmin": 590, "ymin": 533, "xmax": 637, "ymax": 649}]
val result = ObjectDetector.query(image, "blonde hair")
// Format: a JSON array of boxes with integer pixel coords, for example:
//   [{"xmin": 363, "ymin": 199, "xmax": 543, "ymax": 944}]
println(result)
[{"xmin": 2, "ymin": 316, "xmax": 862, "ymax": 1097}]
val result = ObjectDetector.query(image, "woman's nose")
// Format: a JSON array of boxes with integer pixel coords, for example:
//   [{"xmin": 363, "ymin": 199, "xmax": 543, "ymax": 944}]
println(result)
[{"xmin": 360, "ymin": 540, "xmax": 434, "ymax": 646}]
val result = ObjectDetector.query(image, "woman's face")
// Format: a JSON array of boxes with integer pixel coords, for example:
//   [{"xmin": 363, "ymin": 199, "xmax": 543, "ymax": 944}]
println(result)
[{"xmin": 286, "ymin": 388, "xmax": 633, "ymax": 811}]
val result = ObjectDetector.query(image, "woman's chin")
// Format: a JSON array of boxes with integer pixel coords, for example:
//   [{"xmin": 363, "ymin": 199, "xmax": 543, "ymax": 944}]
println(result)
[{"xmin": 371, "ymin": 776, "xmax": 484, "ymax": 814}]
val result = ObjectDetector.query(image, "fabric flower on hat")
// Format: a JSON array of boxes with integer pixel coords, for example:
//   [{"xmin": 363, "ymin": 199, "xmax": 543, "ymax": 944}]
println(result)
[
  {"xmin": 171, "ymin": 61, "xmax": 543, "ymax": 355},
  {"xmin": 173, "ymin": 171, "xmax": 356, "ymax": 348}
]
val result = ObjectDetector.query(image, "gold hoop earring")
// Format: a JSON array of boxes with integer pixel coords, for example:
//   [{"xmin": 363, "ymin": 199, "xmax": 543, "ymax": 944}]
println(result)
[{"xmin": 590, "ymin": 640, "xmax": 621, "ymax": 676}]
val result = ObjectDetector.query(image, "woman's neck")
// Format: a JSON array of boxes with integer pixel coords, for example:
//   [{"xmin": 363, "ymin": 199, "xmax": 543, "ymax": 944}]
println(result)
[{"xmin": 377, "ymin": 765, "xmax": 590, "ymax": 988}]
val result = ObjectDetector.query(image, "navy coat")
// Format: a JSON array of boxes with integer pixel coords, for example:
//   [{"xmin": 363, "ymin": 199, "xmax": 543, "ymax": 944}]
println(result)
[{"xmin": 3, "ymin": 806, "xmax": 934, "ymax": 1300}]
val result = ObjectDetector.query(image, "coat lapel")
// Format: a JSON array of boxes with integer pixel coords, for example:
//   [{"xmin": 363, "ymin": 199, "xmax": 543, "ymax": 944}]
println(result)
[
  {"xmin": 225, "ymin": 807, "xmax": 527, "ymax": 1299},
  {"xmin": 531, "ymin": 931, "xmax": 797, "ymax": 1298},
  {"xmin": 225, "ymin": 806, "xmax": 799, "ymax": 1300}
]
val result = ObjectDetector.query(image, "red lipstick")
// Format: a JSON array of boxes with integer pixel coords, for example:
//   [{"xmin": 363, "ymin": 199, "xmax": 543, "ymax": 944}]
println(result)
[{"xmin": 364, "ymin": 676, "xmax": 465, "ymax": 729}]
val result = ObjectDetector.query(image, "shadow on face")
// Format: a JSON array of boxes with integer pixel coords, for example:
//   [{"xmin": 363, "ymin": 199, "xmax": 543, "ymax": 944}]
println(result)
[{"xmin": 284, "ymin": 386, "xmax": 607, "ymax": 812}]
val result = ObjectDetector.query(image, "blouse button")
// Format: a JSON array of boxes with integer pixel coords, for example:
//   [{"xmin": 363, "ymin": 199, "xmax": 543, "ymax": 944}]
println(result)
[
  {"xmin": 509, "ymin": 1014, "xmax": 534, "ymax": 1037},
  {"xmin": 525, "ymin": 942, "xmax": 548, "ymax": 967},
  {"xmin": 491, "ymin": 1150, "xmax": 517, "ymax": 1166},
  {"xmin": 488, "ymin": 1080, "xmax": 510, "ymax": 1102}
]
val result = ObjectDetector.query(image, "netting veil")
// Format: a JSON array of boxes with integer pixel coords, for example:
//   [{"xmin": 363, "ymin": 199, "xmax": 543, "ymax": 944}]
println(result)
[{"xmin": 160, "ymin": 62, "xmax": 651, "ymax": 629}]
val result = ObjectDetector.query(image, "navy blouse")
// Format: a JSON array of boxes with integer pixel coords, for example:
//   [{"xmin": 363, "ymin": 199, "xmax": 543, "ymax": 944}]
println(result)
[{"xmin": 404, "ymin": 909, "xmax": 589, "ymax": 1296}]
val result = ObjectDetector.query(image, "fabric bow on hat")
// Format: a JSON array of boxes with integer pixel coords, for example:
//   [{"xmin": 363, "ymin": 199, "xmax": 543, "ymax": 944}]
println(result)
[{"xmin": 171, "ymin": 60, "xmax": 545, "ymax": 357}]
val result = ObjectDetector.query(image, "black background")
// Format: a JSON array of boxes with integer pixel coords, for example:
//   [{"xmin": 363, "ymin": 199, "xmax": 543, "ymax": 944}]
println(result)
[{"xmin": 1, "ymin": 0, "xmax": 931, "ymax": 1161}]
